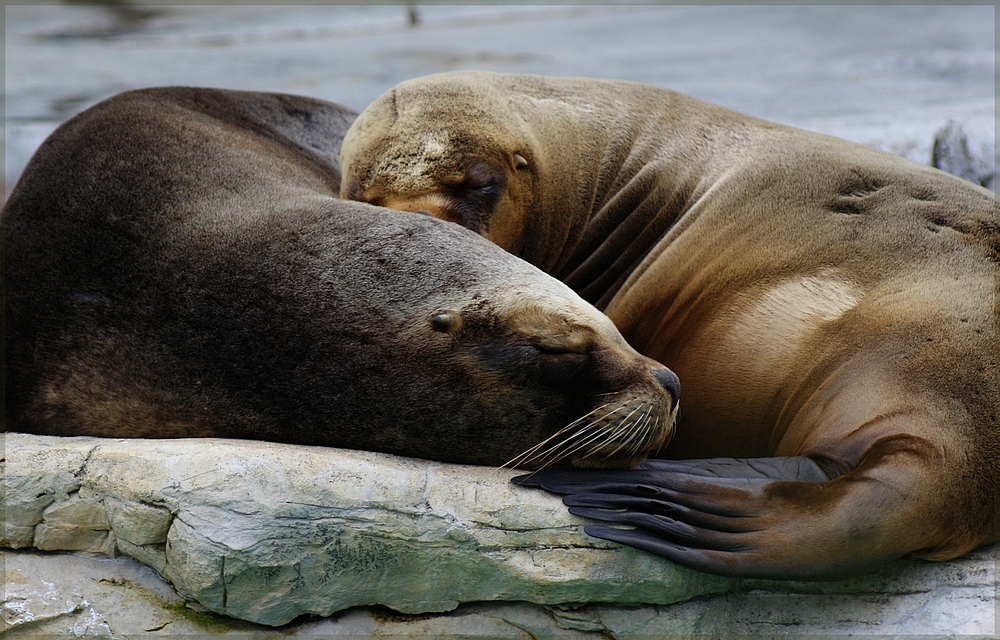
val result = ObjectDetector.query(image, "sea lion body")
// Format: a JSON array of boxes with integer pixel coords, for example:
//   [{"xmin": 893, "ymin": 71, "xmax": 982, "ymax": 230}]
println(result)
[
  {"xmin": 4, "ymin": 86, "xmax": 678, "ymax": 468},
  {"xmin": 340, "ymin": 71, "xmax": 999, "ymax": 578}
]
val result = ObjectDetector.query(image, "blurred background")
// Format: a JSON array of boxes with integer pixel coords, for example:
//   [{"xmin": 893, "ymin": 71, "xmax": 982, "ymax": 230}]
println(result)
[{"xmin": 5, "ymin": 2, "xmax": 996, "ymax": 196}]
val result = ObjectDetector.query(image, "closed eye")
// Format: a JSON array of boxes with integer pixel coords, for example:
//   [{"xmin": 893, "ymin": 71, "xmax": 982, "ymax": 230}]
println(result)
[
  {"xmin": 473, "ymin": 340, "xmax": 589, "ymax": 387},
  {"xmin": 535, "ymin": 349, "xmax": 590, "ymax": 384},
  {"xmin": 523, "ymin": 340, "xmax": 588, "ymax": 356},
  {"xmin": 521, "ymin": 342, "xmax": 590, "ymax": 383},
  {"xmin": 452, "ymin": 161, "xmax": 503, "ymax": 198},
  {"xmin": 465, "ymin": 180, "xmax": 499, "ymax": 196},
  {"xmin": 452, "ymin": 175, "xmax": 499, "ymax": 198}
]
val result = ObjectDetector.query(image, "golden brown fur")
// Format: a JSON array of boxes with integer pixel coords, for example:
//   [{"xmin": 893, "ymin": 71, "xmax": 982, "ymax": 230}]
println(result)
[{"xmin": 340, "ymin": 71, "xmax": 999, "ymax": 579}]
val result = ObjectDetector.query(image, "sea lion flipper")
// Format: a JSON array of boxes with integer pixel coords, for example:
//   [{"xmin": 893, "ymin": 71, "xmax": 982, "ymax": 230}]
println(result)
[
  {"xmin": 510, "ymin": 455, "xmax": 827, "ymax": 492},
  {"xmin": 562, "ymin": 493, "xmax": 757, "ymax": 532},
  {"xmin": 571, "ymin": 510, "xmax": 743, "ymax": 550},
  {"xmin": 517, "ymin": 453, "xmax": 948, "ymax": 580},
  {"xmin": 579, "ymin": 524, "xmax": 746, "ymax": 576},
  {"xmin": 637, "ymin": 456, "xmax": 832, "ymax": 481}
]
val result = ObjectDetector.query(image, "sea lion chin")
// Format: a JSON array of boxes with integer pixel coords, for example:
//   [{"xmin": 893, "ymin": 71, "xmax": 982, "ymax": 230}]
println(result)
[
  {"xmin": 3, "ymin": 85, "xmax": 678, "ymax": 471},
  {"xmin": 339, "ymin": 70, "xmax": 1000, "ymax": 580}
]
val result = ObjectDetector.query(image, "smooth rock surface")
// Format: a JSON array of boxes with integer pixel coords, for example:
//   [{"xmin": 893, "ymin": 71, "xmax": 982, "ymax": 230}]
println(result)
[
  {"xmin": 1, "ymin": 432, "xmax": 735, "ymax": 627},
  {"xmin": 3, "ymin": 544, "xmax": 995, "ymax": 637}
]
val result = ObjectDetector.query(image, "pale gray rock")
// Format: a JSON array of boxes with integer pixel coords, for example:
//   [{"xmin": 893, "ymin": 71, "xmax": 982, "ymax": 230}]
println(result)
[
  {"xmin": 1, "ymin": 549, "xmax": 265, "ymax": 637},
  {"xmin": 1, "ymin": 434, "xmax": 98, "ymax": 548},
  {"xmin": 1, "ymin": 432, "xmax": 734, "ymax": 627},
  {"xmin": 5, "ymin": 432, "xmax": 995, "ymax": 635},
  {"xmin": 590, "ymin": 543, "xmax": 998, "ymax": 637},
  {"xmin": 2, "ymin": 544, "xmax": 995, "ymax": 637},
  {"xmin": 932, "ymin": 120, "xmax": 996, "ymax": 191},
  {"xmin": 103, "ymin": 494, "xmax": 172, "ymax": 547}
]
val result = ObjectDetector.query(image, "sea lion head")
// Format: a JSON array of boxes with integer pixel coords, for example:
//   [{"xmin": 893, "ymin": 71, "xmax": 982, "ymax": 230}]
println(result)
[
  {"xmin": 370, "ymin": 211, "xmax": 678, "ymax": 470},
  {"xmin": 340, "ymin": 71, "xmax": 553, "ymax": 259},
  {"xmin": 338, "ymin": 73, "xmax": 677, "ymax": 467}
]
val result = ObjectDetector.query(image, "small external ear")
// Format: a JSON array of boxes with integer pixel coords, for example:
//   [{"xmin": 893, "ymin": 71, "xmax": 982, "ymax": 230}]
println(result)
[
  {"xmin": 431, "ymin": 311, "xmax": 461, "ymax": 333},
  {"xmin": 513, "ymin": 153, "xmax": 529, "ymax": 170}
]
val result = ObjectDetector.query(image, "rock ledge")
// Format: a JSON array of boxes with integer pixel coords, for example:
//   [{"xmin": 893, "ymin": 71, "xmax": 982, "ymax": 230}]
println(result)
[{"xmin": 2, "ymin": 432, "xmax": 734, "ymax": 626}]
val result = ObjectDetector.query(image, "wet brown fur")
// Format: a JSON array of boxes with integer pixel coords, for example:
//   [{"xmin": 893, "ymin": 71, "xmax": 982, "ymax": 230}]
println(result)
[
  {"xmin": 340, "ymin": 71, "xmax": 999, "ymax": 576},
  {"xmin": 4, "ymin": 86, "xmax": 678, "ymax": 469}
]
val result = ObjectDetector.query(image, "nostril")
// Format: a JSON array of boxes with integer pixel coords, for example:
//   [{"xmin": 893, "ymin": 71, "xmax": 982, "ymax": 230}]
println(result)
[{"xmin": 653, "ymin": 368, "xmax": 680, "ymax": 410}]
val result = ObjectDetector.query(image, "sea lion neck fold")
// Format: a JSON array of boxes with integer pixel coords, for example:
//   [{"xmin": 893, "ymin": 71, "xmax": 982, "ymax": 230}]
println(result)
[{"xmin": 341, "ymin": 72, "xmax": 728, "ymax": 305}]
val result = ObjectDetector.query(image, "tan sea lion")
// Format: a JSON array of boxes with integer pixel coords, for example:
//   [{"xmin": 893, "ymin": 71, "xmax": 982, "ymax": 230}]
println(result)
[
  {"xmin": 339, "ymin": 70, "xmax": 1000, "ymax": 579},
  {"xmin": 3, "ymin": 86, "xmax": 678, "ymax": 469}
]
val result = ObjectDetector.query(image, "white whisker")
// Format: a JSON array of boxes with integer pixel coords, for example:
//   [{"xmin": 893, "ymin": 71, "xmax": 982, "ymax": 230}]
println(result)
[
  {"xmin": 607, "ymin": 401, "xmax": 659, "ymax": 460},
  {"xmin": 592, "ymin": 402, "xmax": 650, "ymax": 460},
  {"xmin": 553, "ymin": 421, "xmax": 618, "ymax": 460},
  {"xmin": 534, "ymin": 426, "xmax": 612, "ymax": 470},
  {"xmin": 501, "ymin": 390, "xmax": 676, "ymax": 471},
  {"xmin": 529, "ymin": 406, "xmax": 632, "ymax": 468},
  {"xmin": 626, "ymin": 406, "xmax": 656, "ymax": 457},
  {"xmin": 654, "ymin": 414, "xmax": 670, "ymax": 455},
  {"xmin": 498, "ymin": 402, "xmax": 617, "ymax": 469}
]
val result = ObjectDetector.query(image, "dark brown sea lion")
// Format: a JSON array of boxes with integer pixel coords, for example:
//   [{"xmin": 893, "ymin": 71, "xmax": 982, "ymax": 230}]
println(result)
[
  {"xmin": 339, "ymin": 70, "xmax": 1000, "ymax": 579},
  {"xmin": 3, "ymin": 86, "xmax": 678, "ymax": 469}
]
